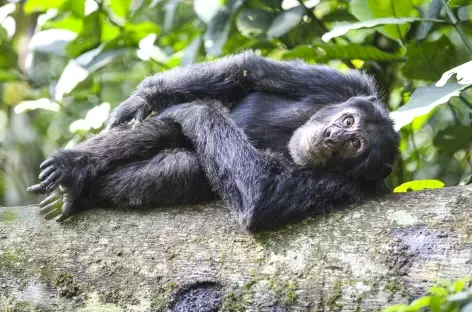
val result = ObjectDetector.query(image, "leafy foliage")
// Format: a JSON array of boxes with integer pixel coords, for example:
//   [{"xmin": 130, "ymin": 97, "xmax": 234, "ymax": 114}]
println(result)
[
  {"xmin": 0, "ymin": 0, "xmax": 471, "ymax": 205},
  {"xmin": 383, "ymin": 279, "xmax": 472, "ymax": 312}
]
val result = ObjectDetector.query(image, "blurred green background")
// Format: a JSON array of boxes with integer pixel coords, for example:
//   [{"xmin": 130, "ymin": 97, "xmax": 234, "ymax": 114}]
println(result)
[{"xmin": 0, "ymin": 0, "xmax": 471, "ymax": 206}]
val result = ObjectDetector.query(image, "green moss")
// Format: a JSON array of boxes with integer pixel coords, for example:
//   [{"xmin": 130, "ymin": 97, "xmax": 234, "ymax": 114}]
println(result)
[
  {"xmin": 53, "ymin": 272, "xmax": 87, "ymax": 299},
  {"xmin": 326, "ymin": 280, "xmax": 343, "ymax": 311},
  {"xmin": 149, "ymin": 282, "xmax": 178, "ymax": 312},
  {"xmin": 0, "ymin": 211, "xmax": 17, "ymax": 222},
  {"xmin": 0, "ymin": 249, "xmax": 23, "ymax": 271},
  {"xmin": 284, "ymin": 280, "xmax": 297, "ymax": 305},
  {"xmin": 221, "ymin": 291, "xmax": 245, "ymax": 312}
]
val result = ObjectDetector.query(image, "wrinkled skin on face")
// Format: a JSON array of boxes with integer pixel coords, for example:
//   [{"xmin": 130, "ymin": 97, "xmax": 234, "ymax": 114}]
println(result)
[{"xmin": 288, "ymin": 96, "xmax": 399, "ymax": 180}]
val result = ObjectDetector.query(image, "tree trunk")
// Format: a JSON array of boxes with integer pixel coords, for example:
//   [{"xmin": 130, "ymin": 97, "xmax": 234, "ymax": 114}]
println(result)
[{"xmin": 1, "ymin": 186, "xmax": 471, "ymax": 312}]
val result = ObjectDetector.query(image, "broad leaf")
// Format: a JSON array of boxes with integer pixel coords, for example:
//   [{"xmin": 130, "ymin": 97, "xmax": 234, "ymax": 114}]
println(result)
[
  {"xmin": 393, "ymin": 180, "xmax": 445, "ymax": 193},
  {"xmin": 436, "ymin": 60, "xmax": 472, "ymax": 87},
  {"xmin": 403, "ymin": 36, "xmax": 456, "ymax": 81},
  {"xmin": 267, "ymin": 5, "xmax": 305, "ymax": 38},
  {"xmin": 28, "ymin": 29, "xmax": 77, "ymax": 55},
  {"xmin": 14, "ymin": 98, "xmax": 61, "ymax": 113},
  {"xmin": 55, "ymin": 47, "xmax": 129, "ymax": 101},
  {"xmin": 350, "ymin": 0, "xmax": 414, "ymax": 40},
  {"xmin": 24, "ymin": 0, "xmax": 67, "ymax": 13},
  {"xmin": 390, "ymin": 82, "xmax": 466, "ymax": 130},
  {"xmin": 0, "ymin": 69, "xmax": 21, "ymax": 82},
  {"xmin": 108, "ymin": 0, "xmax": 131, "ymax": 18},
  {"xmin": 204, "ymin": 0, "xmax": 244, "ymax": 56},
  {"xmin": 416, "ymin": 0, "xmax": 443, "ymax": 41},
  {"xmin": 458, "ymin": 6, "xmax": 471, "ymax": 21},
  {"xmin": 283, "ymin": 43, "xmax": 405, "ymax": 62},
  {"xmin": 193, "ymin": 0, "xmax": 221, "ymax": 23},
  {"xmin": 322, "ymin": 17, "xmax": 426, "ymax": 42},
  {"xmin": 236, "ymin": 8, "xmax": 274, "ymax": 38},
  {"xmin": 65, "ymin": 11, "xmax": 102, "ymax": 57},
  {"xmin": 434, "ymin": 125, "xmax": 472, "ymax": 154}
]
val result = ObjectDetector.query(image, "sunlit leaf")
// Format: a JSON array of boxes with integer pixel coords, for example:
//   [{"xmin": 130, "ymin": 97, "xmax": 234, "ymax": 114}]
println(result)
[
  {"xmin": 123, "ymin": 21, "xmax": 161, "ymax": 44},
  {"xmin": 43, "ymin": 14, "xmax": 84, "ymax": 33},
  {"xmin": 24, "ymin": 0, "xmax": 67, "ymax": 13},
  {"xmin": 14, "ymin": 98, "xmax": 61, "ymax": 113},
  {"xmin": 69, "ymin": 102, "xmax": 111, "ymax": 132},
  {"xmin": 322, "ymin": 17, "xmax": 429, "ymax": 42},
  {"xmin": 394, "ymin": 180, "xmax": 445, "ymax": 193},
  {"xmin": 267, "ymin": 5, "xmax": 304, "ymax": 38},
  {"xmin": 436, "ymin": 60, "xmax": 472, "ymax": 87},
  {"xmin": 28, "ymin": 29, "xmax": 77, "ymax": 55},
  {"xmin": 390, "ymin": 82, "xmax": 466, "ymax": 131},
  {"xmin": 55, "ymin": 47, "xmax": 129, "ymax": 100},
  {"xmin": 108, "ymin": 0, "xmax": 131, "ymax": 18},
  {"xmin": 194, "ymin": 0, "xmax": 221, "ymax": 23},
  {"xmin": 381, "ymin": 303, "xmax": 410, "ymax": 312},
  {"xmin": 409, "ymin": 296, "xmax": 431, "ymax": 309},
  {"xmin": 403, "ymin": 36, "xmax": 456, "ymax": 81}
]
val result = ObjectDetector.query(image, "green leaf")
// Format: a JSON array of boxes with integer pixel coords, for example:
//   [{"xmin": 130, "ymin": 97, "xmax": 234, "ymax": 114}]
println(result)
[
  {"xmin": 123, "ymin": 22, "xmax": 160, "ymax": 44},
  {"xmin": 236, "ymin": 8, "xmax": 274, "ymax": 38},
  {"xmin": 350, "ymin": 0, "xmax": 414, "ymax": 40},
  {"xmin": 409, "ymin": 296, "xmax": 431, "ymax": 309},
  {"xmin": 282, "ymin": 45, "xmax": 317, "ymax": 62},
  {"xmin": 24, "ymin": 0, "xmax": 67, "ymax": 13},
  {"xmin": 55, "ymin": 47, "xmax": 129, "ymax": 101},
  {"xmin": 434, "ymin": 125, "xmax": 472, "ymax": 154},
  {"xmin": 403, "ymin": 36, "xmax": 456, "ymax": 81},
  {"xmin": 415, "ymin": 0, "xmax": 443, "ymax": 41},
  {"xmin": 267, "ymin": 5, "xmax": 304, "ymax": 39},
  {"xmin": 315, "ymin": 43, "xmax": 405, "ymax": 61},
  {"xmin": 322, "ymin": 17, "xmax": 431, "ymax": 42},
  {"xmin": 428, "ymin": 286, "xmax": 449, "ymax": 297},
  {"xmin": 393, "ymin": 180, "xmax": 445, "ymax": 193},
  {"xmin": 65, "ymin": 11, "xmax": 102, "ymax": 57},
  {"xmin": 283, "ymin": 43, "xmax": 405, "ymax": 62},
  {"xmin": 390, "ymin": 82, "xmax": 466, "ymax": 130},
  {"xmin": 0, "ymin": 69, "xmax": 21, "ymax": 82},
  {"xmin": 43, "ymin": 14, "xmax": 84, "ymax": 33},
  {"xmin": 381, "ymin": 304, "xmax": 410, "ymax": 312},
  {"xmin": 436, "ymin": 60, "xmax": 472, "ymax": 87},
  {"xmin": 204, "ymin": 0, "xmax": 244, "ymax": 57},
  {"xmin": 108, "ymin": 0, "xmax": 131, "ymax": 18}
]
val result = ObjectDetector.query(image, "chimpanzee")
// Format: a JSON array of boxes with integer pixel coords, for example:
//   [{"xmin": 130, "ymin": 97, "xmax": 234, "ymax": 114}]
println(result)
[{"xmin": 27, "ymin": 51, "xmax": 399, "ymax": 232}]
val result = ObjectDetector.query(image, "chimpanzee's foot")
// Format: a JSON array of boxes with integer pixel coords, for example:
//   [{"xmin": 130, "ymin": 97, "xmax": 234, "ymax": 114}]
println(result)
[{"xmin": 35, "ymin": 187, "xmax": 77, "ymax": 222}]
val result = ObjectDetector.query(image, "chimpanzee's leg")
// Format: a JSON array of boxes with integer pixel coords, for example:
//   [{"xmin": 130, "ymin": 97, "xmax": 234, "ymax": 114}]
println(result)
[
  {"xmin": 27, "ymin": 118, "xmax": 185, "ymax": 197},
  {"xmin": 37, "ymin": 149, "xmax": 215, "ymax": 221}
]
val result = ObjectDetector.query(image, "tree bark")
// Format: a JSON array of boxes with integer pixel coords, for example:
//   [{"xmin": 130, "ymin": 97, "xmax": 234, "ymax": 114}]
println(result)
[{"xmin": 1, "ymin": 186, "xmax": 471, "ymax": 312}]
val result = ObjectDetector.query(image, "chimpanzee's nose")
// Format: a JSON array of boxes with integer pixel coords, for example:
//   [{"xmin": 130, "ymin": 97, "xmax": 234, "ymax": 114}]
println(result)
[{"xmin": 324, "ymin": 128, "xmax": 344, "ymax": 150}]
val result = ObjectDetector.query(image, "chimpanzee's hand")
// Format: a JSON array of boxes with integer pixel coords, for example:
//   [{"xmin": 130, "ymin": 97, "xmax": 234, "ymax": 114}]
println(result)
[{"xmin": 107, "ymin": 95, "xmax": 153, "ymax": 129}]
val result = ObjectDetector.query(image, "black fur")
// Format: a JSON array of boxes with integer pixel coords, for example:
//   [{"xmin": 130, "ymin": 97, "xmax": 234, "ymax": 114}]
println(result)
[{"xmin": 28, "ymin": 51, "xmax": 399, "ymax": 231}]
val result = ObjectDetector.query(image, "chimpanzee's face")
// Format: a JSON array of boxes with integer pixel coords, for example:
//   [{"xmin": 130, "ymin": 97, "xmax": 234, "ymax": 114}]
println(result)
[{"xmin": 288, "ymin": 96, "xmax": 399, "ymax": 180}]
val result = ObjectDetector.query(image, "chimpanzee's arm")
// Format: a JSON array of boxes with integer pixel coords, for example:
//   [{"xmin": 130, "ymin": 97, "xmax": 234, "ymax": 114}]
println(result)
[
  {"xmin": 160, "ymin": 102, "xmax": 370, "ymax": 232},
  {"xmin": 108, "ymin": 51, "xmax": 377, "ymax": 127}
]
